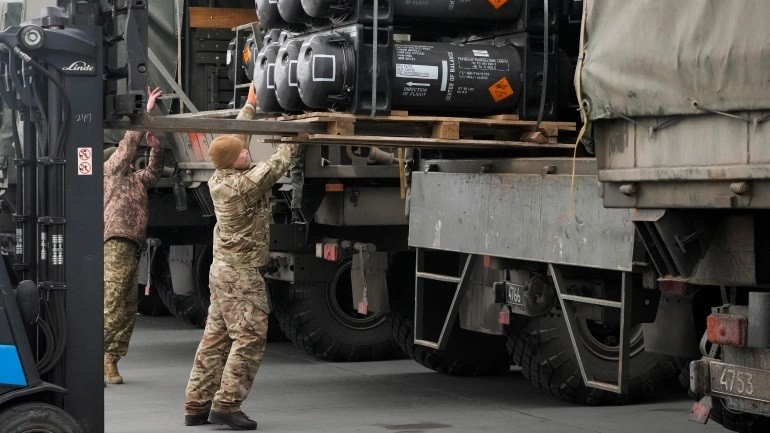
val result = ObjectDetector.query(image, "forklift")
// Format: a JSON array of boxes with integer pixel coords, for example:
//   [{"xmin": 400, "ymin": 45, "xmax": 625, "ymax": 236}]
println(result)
[{"xmin": 0, "ymin": 2, "xmax": 147, "ymax": 432}]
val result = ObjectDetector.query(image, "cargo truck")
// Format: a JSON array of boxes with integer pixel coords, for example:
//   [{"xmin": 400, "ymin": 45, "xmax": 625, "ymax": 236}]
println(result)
[
  {"xmin": 581, "ymin": 1, "xmax": 770, "ymax": 431},
  {"xmin": 118, "ymin": 0, "xmax": 688, "ymax": 397}
]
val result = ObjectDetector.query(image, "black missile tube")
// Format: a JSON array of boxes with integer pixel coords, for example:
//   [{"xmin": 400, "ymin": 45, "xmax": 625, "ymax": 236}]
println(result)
[
  {"xmin": 302, "ymin": 0, "xmax": 524, "ymax": 22},
  {"xmin": 255, "ymin": 42, "xmax": 284, "ymax": 112},
  {"xmin": 278, "ymin": 0, "xmax": 315, "ymax": 24},
  {"xmin": 275, "ymin": 39, "xmax": 309, "ymax": 111},
  {"xmin": 297, "ymin": 37, "xmax": 524, "ymax": 115},
  {"xmin": 256, "ymin": 0, "xmax": 289, "ymax": 29}
]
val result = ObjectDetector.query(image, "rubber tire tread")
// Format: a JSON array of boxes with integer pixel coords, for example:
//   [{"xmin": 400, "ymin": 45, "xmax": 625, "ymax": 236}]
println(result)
[
  {"xmin": 709, "ymin": 398, "xmax": 770, "ymax": 433},
  {"xmin": 267, "ymin": 279, "xmax": 400, "ymax": 362},
  {"xmin": 507, "ymin": 314, "xmax": 678, "ymax": 405},
  {"xmin": 388, "ymin": 302, "xmax": 512, "ymax": 376},
  {"xmin": 0, "ymin": 402, "xmax": 83, "ymax": 433},
  {"xmin": 152, "ymin": 247, "xmax": 288, "ymax": 341},
  {"xmin": 386, "ymin": 251, "xmax": 511, "ymax": 376},
  {"xmin": 153, "ymin": 247, "xmax": 208, "ymax": 328},
  {"xmin": 137, "ymin": 284, "xmax": 171, "ymax": 317}
]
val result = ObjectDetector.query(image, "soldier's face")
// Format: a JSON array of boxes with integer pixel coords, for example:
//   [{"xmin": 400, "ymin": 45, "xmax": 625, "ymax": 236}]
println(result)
[{"xmin": 232, "ymin": 148, "xmax": 252, "ymax": 170}]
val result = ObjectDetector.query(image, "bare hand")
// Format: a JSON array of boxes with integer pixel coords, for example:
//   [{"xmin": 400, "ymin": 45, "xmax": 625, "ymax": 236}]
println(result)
[
  {"xmin": 146, "ymin": 86, "xmax": 163, "ymax": 113},
  {"xmin": 147, "ymin": 132, "xmax": 162, "ymax": 151}
]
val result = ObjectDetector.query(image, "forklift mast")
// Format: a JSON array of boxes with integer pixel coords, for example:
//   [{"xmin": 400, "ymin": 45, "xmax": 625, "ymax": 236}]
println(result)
[{"xmin": 0, "ymin": 2, "xmax": 147, "ymax": 432}]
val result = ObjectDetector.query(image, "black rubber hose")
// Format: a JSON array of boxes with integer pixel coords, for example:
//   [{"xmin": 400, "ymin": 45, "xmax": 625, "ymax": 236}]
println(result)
[
  {"xmin": 36, "ymin": 308, "xmax": 55, "ymax": 373},
  {"xmin": 17, "ymin": 50, "xmax": 71, "ymax": 374},
  {"xmin": 47, "ymin": 291, "xmax": 67, "ymax": 372},
  {"xmin": 14, "ymin": 48, "xmax": 70, "ymax": 158}
]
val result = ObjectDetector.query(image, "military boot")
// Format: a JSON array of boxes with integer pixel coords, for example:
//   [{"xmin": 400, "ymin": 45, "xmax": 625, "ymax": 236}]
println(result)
[
  {"xmin": 104, "ymin": 353, "xmax": 124, "ymax": 384},
  {"xmin": 207, "ymin": 410, "xmax": 257, "ymax": 430},
  {"xmin": 184, "ymin": 412, "xmax": 210, "ymax": 426}
]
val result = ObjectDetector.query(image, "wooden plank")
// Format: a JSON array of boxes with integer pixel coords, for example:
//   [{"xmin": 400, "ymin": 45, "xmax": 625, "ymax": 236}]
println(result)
[
  {"xmin": 398, "ymin": 148, "xmax": 406, "ymax": 200},
  {"xmin": 486, "ymin": 114, "xmax": 520, "ymax": 121},
  {"xmin": 106, "ymin": 112, "xmax": 327, "ymax": 135},
  {"xmin": 189, "ymin": 7, "xmax": 257, "ymax": 29},
  {"xmin": 326, "ymin": 120, "xmax": 355, "ymax": 136},
  {"xmin": 276, "ymin": 134, "xmax": 576, "ymax": 150},
  {"xmin": 274, "ymin": 111, "xmax": 575, "ymax": 130},
  {"xmin": 432, "ymin": 121, "xmax": 460, "ymax": 140}
]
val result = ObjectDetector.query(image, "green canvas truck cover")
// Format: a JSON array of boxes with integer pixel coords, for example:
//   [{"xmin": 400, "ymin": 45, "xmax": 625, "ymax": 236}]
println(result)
[{"xmin": 577, "ymin": 0, "xmax": 770, "ymax": 121}]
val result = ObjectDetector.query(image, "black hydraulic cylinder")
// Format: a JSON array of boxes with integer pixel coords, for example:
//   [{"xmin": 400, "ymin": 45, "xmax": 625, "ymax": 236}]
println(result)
[
  {"xmin": 20, "ymin": 113, "xmax": 36, "ymax": 280},
  {"xmin": 275, "ymin": 39, "xmax": 309, "ymax": 111}
]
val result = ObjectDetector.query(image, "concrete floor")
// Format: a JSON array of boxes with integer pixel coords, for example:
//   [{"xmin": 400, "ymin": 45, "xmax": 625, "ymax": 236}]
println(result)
[{"xmin": 106, "ymin": 316, "xmax": 725, "ymax": 433}]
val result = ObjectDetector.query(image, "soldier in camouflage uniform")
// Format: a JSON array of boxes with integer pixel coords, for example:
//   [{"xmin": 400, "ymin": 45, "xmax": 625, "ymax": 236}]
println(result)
[
  {"xmin": 183, "ymin": 82, "xmax": 300, "ymax": 430},
  {"xmin": 103, "ymin": 87, "xmax": 164, "ymax": 384}
]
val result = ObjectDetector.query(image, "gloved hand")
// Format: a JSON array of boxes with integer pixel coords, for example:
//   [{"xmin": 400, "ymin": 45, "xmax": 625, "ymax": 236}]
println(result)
[{"xmin": 247, "ymin": 80, "xmax": 257, "ymax": 106}]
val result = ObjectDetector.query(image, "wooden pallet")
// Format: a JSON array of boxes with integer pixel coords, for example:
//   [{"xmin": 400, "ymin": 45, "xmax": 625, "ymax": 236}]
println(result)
[{"xmin": 269, "ymin": 112, "xmax": 577, "ymax": 149}]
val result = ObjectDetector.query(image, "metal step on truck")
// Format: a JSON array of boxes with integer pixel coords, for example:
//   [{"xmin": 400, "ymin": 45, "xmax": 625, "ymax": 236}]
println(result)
[{"xmin": 111, "ymin": 0, "xmax": 693, "ymax": 403}]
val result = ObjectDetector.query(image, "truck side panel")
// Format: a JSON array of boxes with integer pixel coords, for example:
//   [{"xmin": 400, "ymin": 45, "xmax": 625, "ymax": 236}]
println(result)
[{"xmin": 408, "ymin": 169, "xmax": 636, "ymax": 271}]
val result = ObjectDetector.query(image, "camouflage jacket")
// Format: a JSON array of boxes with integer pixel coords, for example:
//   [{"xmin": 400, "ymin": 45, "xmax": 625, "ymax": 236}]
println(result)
[
  {"xmin": 210, "ymin": 104, "xmax": 296, "ymax": 267},
  {"xmin": 104, "ymin": 130, "xmax": 164, "ymax": 246}
]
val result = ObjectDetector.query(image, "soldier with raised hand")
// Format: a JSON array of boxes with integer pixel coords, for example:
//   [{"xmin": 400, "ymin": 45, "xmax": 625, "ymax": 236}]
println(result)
[
  {"xmin": 103, "ymin": 87, "xmax": 164, "ymax": 385},
  {"xmin": 183, "ymin": 82, "xmax": 301, "ymax": 430}
]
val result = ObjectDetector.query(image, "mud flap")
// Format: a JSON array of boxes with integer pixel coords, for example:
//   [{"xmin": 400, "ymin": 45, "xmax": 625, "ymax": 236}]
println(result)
[{"xmin": 351, "ymin": 252, "xmax": 389, "ymax": 313}]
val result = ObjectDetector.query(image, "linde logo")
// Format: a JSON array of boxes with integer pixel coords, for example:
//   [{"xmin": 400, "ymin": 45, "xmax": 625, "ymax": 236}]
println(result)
[{"xmin": 62, "ymin": 61, "xmax": 94, "ymax": 72}]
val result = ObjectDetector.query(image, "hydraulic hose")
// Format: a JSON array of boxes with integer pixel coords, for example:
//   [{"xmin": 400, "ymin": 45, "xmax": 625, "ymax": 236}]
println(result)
[
  {"xmin": 13, "ymin": 47, "xmax": 71, "ymax": 158},
  {"xmin": 11, "ymin": 47, "xmax": 72, "ymax": 376}
]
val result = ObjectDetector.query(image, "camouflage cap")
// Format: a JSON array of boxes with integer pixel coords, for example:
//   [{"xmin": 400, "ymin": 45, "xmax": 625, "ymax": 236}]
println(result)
[
  {"xmin": 209, "ymin": 135, "xmax": 244, "ymax": 169},
  {"xmin": 104, "ymin": 146, "xmax": 118, "ymax": 162}
]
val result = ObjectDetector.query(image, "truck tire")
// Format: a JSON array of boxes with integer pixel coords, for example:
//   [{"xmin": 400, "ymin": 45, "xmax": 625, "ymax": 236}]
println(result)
[
  {"xmin": 0, "ymin": 402, "xmax": 83, "ymax": 433},
  {"xmin": 267, "ymin": 259, "xmax": 400, "ymax": 361},
  {"xmin": 507, "ymin": 312, "xmax": 678, "ymax": 405},
  {"xmin": 387, "ymin": 253, "xmax": 511, "ymax": 376},
  {"xmin": 710, "ymin": 398, "xmax": 770, "ymax": 433},
  {"xmin": 389, "ymin": 306, "xmax": 512, "ymax": 376},
  {"xmin": 137, "ymin": 284, "xmax": 170, "ymax": 316},
  {"xmin": 152, "ymin": 245, "xmax": 288, "ymax": 341},
  {"xmin": 152, "ymin": 246, "xmax": 208, "ymax": 328}
]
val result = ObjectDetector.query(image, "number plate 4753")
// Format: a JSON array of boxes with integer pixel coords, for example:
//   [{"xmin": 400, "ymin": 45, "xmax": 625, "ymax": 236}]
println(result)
[{"xmin": 710, "ymin": 361, "xmax": 770, "ymax": 403}]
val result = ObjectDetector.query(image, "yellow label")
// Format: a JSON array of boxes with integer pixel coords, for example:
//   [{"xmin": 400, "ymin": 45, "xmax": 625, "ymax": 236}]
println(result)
[
  {"xmin": 489, "ymin": 77, "xmax": 514, "ymax": 103},
  {"xmin": 488, "ymin": 0, "xmax": 509, "ymax": 10}
]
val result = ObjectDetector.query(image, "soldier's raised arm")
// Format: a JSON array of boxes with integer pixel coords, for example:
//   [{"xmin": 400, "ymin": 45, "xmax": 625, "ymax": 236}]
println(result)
[
  {"xmin": 232, "ymin": 82, "xmax": 258, "ymax": 146},
  {"xmin": 238, "ymin": 143, "xmax": 299, "ymax": 197},
  {"xmin": 104, "ymin": 130, "xmax": 141, "ymax": 175}
]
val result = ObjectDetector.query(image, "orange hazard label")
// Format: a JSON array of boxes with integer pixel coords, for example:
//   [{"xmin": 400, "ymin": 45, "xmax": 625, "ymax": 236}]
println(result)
[
  {"xmin": 489, "ymin": 77, "xmax": 514, "ymax": 103},
  {"xmin": 488, "ymin": 0, "xmax": 509, "ymax": 10}
]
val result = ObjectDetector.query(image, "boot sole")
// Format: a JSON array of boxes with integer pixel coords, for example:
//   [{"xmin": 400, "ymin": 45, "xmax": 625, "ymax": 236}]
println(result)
[
  {"xmin": 106, "ymin": 377, "xmax": 124, "ymax": 384},
  {"xmin": 207, "ymin": 413, "xmax": 257, "ymax": 431},
  {"xmin": 184, "ymin": 417, "xmax": 210, "ymax": 426}
]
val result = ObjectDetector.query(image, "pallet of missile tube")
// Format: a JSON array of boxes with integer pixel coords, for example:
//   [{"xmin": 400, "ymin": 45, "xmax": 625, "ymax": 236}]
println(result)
[{"xmin": 262, "ymin": 111, "xmax": 578, "ymax": 150}]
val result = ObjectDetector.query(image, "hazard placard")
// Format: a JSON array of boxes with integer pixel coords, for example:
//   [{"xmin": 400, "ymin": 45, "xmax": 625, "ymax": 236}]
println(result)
[
  {"xmin": 489, "ymin": 77, "xmax": 515, "ymax": 103},
  {"xmin": 77, "ymin": 147, "xmax": 93, "ymax": 175},
  {"xmin": 488, "ymin": 0, "xmax": 509, "ymax": 10}
]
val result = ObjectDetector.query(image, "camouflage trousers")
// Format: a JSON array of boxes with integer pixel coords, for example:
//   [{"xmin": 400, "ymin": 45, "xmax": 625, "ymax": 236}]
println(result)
[
  {"xmin": 184, "ymin": 260, "xmax": 269, "ymax": 414},
  {"xmin": 104, "ymin": 237, "xmax": 140, "ymax": 357}
]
